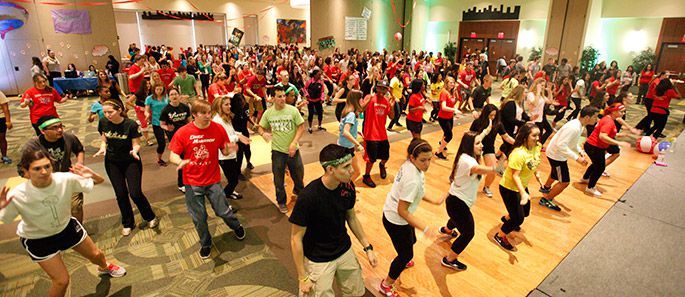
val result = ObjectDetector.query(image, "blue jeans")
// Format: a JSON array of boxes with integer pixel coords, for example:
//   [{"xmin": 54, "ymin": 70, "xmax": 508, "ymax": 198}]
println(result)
[
  {"xmin": 184, "ymin": 183, "xmax": 241, "ymax": 248},
  {"xmin": 272, "ymin": 150, "xmax": 305, "ymax": 205}
]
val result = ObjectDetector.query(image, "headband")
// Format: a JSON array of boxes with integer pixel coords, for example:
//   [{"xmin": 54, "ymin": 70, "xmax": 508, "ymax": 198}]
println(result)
[
  {"xmin": 411, "ymin": 142, "xmax": 430, "ymax": 156},
  {"xmin": 320, "ymin": 153, "xmax": 353, "ymax": 169},
  {"xmin": 38, "ymin": 118, "xmax": 62, "ymax": 130}
]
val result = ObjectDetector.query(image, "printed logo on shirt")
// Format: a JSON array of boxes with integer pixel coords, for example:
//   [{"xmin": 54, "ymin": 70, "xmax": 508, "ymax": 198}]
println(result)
[
  {"xmin": 46, "ymin": 147, "xmax": 65, "ymax": 164},
  {"xmin": 41, "ymin": 195, "xmax": 61, "ymax": 228},
  {"xmin": 103, "ymin": 131, "xmax": 128, "ymax": 140},
  {"xmin": 167, "ymin": 111, "xmax": 188, "ymax": 123},
  {"xmin": 269, "ymin": 114, "xmax": 295, "ymax": 133},
  {"xmin": 192, "ymin": 144, "xmax": 209, "ymax": 160},
  {"xmin": 189, "ymin": 134, "xmax": 216, "ymax": 144},
  {"xmin": 527, "ymin": 155, "xmax": 541, "ymax": 170},
  {"xmin": 373, "ymin": 103, "xmax": 388, "ymax": 116}
]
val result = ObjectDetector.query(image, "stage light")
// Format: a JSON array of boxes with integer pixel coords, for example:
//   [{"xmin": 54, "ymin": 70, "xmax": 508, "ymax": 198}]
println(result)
[
  {"xmin": 290, "ymin": 0, "xmax": 309, "ymax": 9},
  {"xmin": 518, "ymin": 29, "xmax": 535, "ymax": 48},
  {"xmin": 623, "ymin": 30, "xmax": 647, "ymax": 53}
]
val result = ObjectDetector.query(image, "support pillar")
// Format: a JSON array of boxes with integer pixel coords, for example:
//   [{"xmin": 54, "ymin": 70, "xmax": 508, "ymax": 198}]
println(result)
[{"xmin": 542, "ymin": 0, "xmax": 592, "ymax": 65}]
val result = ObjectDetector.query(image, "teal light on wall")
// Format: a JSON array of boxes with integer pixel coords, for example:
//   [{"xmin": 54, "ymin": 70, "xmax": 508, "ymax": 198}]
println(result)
[{"xmin": 374, "ymin": 0, "xmax": 386, "ymax": 51}]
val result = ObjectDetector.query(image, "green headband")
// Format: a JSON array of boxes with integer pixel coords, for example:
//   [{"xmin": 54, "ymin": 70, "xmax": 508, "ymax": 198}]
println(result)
[
  {"xmin": 320, "ymin": 153, "xmax": 353, "ymax": 169},
  {"xmin": 38, "ymin": 118, "xmax": 62, "ymax": 130}
]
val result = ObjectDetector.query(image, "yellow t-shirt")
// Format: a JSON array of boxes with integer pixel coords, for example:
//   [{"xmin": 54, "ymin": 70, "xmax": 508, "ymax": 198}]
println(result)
[
  {"xmin": 430, "ymin": 81, "xmax": 444, "ymax": 101},
  {"xmin": 500, "ymin": 145, "xmax": 541, "ymax": 192},
  {"xmin": 390, "ymin": 77, "xmax": 403, "ymax": 100}
]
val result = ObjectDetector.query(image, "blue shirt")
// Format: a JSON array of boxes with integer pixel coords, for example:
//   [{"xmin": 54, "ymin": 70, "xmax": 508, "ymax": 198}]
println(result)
[
  {"xmin": 145, "ymin": 95, "xmax": 169, "ymax": 126},
  {"xmin": 90, "ymin": 101, "xmax": 104, "ymax": 119},
  {"xmin": 338, "ymin": 112, "xmax": 359, "ymax": 148}
]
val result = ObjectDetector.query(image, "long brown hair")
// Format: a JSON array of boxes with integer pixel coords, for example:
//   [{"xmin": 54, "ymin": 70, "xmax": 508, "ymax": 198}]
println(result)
[
  {"xmin": 343, "ymin": 90, "xmax": 363, "ymax": 116},
  {"xmin": 450, "ymin": 131, "xmax": 481, "ymax": 183},
  {"xmin": 212, "ymin": 95, "xmax": 233, "ymax": 123}
]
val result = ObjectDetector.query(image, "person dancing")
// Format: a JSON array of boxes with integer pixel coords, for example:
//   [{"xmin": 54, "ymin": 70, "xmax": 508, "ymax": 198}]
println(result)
[
  {"xmin": 435, "ymin": 76, "xmax": 460, "ymax": 160},
  {"xmin": 470, "ymin": 104, "xmax": 514, "ymax": 197}
]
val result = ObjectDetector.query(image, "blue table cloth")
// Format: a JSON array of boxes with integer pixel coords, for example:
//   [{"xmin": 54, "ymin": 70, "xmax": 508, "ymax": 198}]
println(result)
[{"xmin": 52, "ymin": 77, "xmax": 99, "ymax": 95}]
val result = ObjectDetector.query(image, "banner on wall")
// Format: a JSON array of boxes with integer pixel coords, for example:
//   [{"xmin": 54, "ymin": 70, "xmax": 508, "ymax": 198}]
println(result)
[
  {"xmin": 318, "ymin": 36, "xmax": 335, "ymax": 50},
  {"xmin": 229, "ymin": 28, "xmax": 244, "ymax": 47},
  {"xmin": 344, "ymin": 17, "xmax": 367, "ymax": 41},
  {"xmin": 51, "ymin": 9, "xmax": 91, "ymax": 34}
]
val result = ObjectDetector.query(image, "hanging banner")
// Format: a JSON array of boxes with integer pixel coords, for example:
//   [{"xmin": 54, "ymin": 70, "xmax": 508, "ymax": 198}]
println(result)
[
  {"xmin": 229, "ymin": 28, "xmax": 244, "ymax": 47},
  {"xmin": 318, "ymin": 36, "xmax": 335, "ymax": 50},
  {"xmin": 51, "ymin": 9, "xmax": 91, "ymax": 34}
]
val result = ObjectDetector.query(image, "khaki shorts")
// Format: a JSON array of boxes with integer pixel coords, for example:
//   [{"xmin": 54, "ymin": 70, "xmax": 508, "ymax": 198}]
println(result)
[
  {"xmin": 247, "ymin": 96, "xmax": 264, "ymax": 115},
  {"xmin": 71, "ymin": 192, "xmax": 84, "ymax": 217},
  {"xmin": 300, "ymin": 248, "xmax": 364, "ymax": 297}
]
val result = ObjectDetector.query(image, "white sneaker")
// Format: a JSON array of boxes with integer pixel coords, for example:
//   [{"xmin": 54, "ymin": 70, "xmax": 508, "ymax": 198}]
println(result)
[
  {"xmin": 585, "ymin": 187, "xmax": 602, "ymax": 197},
  {"xmin": 482, "ymin": 187, "xmax": 493, "ymax": 198},
  {"xmin": 98, "ymin": 263, "xmax": 127, "ymax": 278},
  {"xmin": 178, "ymin": 186, "xmax": 186, "ymax": 193},
  {"xmin": 579, "ymin": 178, "xmax": 589, "ymax": 184},
  {"xmin": 602, "ymin": 171, "xmax": 611, "ymax": 177},
  {"xmin": 121, "ymin": 227, "xmax": 132, "ymax": 236},
  {"xmin": 148, "ymin": 218, "xmax": 159, "ymax": 229}
]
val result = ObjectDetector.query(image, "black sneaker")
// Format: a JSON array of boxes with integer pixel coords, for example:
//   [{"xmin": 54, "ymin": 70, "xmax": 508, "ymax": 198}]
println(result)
[
  {"xmin": 539, "ymin": 186, "xmax": 551, "ymax": 194},
  {"xmin": 247, "ymin": 163, "xmax": 254, "ymax": 170},
  {"xmin": 234, "ymin": 225, "xmax": 246, "ymax": 240},
  {"xmin": 317, "ymin": 126, "xmax": 326, "ymax": 131},
  {"xmin": 396, "ymin": 122, "xmax": 403, "ymax": 127},
  {"xmin": 362, "ymin": 175, "xmax": 376, "ymax": 188},
  {"xmin": 228, "ymin": 191, "xmax": 243, "ymax": 200},
  {"xmin": 439, "ymin": 226, "xmax": 458, "ymax": 237},
  {"xmin": 494, "ymin": 233, "xmax": 515, "ymax": 251},
  {"xmin": 200, "ymin": 246, "xmax": 211, "ymax": 259},
  {"xmin": 380, "ymin": 164, "xmax": 387, "ymax": 179},
  {"xmin": 435, "ymin": 152, "xmax": 447, "ymax": 160},
  {"xmin": 441, "ymin": 257, "xmax": 467, "ymax": 271},
  {"xmin": 539, "ymin": 198, "xmax": 561, "ymax": 211},
  {"xmin": 308, "ymin": 128, "xmax": 313, "ymax": 134},
  {"xmin": 500, "ymin": 216, "xmax": 520, "ymax": 231},
  {"xmin": 238, "ymin": 173, "xmax": 247, "ymax": 181}
]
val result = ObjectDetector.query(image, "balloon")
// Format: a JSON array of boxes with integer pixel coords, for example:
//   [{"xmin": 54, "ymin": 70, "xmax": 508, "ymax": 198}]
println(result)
[
  {"xmin": 635, "ymin": 136, "xmax": 657, "ymax": 154},
  {"xmin": 657, "ymin": 141, "xmax": 672, "ymax": 153},
  {"xmin": 394, "ymin": 32, "xmax": 402, "ymax": 41}
]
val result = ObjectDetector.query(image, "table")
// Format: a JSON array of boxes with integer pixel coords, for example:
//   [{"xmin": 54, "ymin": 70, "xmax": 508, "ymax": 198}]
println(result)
[{"xmin": 52, "ymin": 77, "xmax": 99, "ymax": 95}]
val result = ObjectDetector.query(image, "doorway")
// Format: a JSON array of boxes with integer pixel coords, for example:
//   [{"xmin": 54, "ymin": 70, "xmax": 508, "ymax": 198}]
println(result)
[{"xmin": 487, "ymin": 38, "xmax": 516, "ymax": 75}]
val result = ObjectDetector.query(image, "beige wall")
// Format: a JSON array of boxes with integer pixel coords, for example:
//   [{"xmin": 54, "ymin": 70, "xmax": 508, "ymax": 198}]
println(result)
[
  {"xmin": 601, "ymin": 0, "xmax": 685, "ymax": 18},
  {"xmin": 113, "ymin": 0, "xmax": 310, "ymax": 50},
  {"xmin": 0, "ymin": 0, "xmax": 120, "ymax": 94}
]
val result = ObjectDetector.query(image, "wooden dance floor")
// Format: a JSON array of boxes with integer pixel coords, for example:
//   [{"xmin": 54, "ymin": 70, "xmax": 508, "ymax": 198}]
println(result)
[{"xmin": 251, "ymin": 121, "xmax": 653, "ymax": 297}]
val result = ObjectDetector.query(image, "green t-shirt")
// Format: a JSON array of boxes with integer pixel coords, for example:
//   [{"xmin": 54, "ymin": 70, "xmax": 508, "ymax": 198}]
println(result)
[
  {"xmin": 259, "ymin": 105, "xmax": 304, "ymax": 154},
  {"xmin": 173, "ymin": 75, "xmax": 197, "ymax": 97}
]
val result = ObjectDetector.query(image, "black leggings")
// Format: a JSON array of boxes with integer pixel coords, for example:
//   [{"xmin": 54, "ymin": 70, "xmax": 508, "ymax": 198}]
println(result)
[
  {"xmin": 387, "ymin": 102, "xmax": 402, "ymax": 129},
  {"xmin": 219, "ymin": 158, "xmax": 240, "ymax": 196},
  {"xmin": 152, "ymin": 125, "xmax": 166, "ymax": 155},
  {"xmin": 105, "ymin": 159, "xmax": 156, "ymax": 228},
  {"xmin": 637, "ymin": 83, "xmax": 649, "ymax": 102},
  {"xmin": 582, "ymin": 142, "xmax": 606, "ymax": 189},
  {"xmin": 445, "ymin": 195, "xmax": 474, "ymax": 254},
  {"xmin": 635, "ymin": 98, "xmax": 654, "ymax": 131},
  {"xmin": 307, "ymin": 101, "xmax": 323, "ymax": 125},
  {"xmin": 335, "ymin": 103, "xmax": 345, "ymax": 122},
  {"xmin": 438, "ymin": 118, "xmax": 454, "ymax": 143},
  {"xmin": 199, "ymin": 74, "xmax": 210, "ymax": 97},
  {"xmin": 566, "ymin": 97, "xmax": 582, "ymax": 120},
  {"xmin": 383, "ymin": 215, "xmax": 416, "ymax": 280},
  {"xmin": 536, "ymin": 118, "xmax": 553, "ymax": 145},
  {"xmin": 499, "ymin": 185, "xmax": 530, "ymax": 234},
  {"xmin": 430, "ymin": 101, "xmax": 440, "ymax": 120},
  {"xmin": 645, "ymin": 112, "xmax": 668, "ymax": 137}
]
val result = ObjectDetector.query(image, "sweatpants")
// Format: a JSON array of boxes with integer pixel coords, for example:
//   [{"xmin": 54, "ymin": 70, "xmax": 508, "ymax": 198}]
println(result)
[{"xmin": 105, "ymin": 159, "xmax": 156, "ymax": 228}]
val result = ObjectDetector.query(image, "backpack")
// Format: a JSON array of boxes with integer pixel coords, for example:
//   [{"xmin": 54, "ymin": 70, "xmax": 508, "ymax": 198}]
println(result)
[{"xmin": 307, "ymin": 80, "xmax": 323, "ymax": 99}]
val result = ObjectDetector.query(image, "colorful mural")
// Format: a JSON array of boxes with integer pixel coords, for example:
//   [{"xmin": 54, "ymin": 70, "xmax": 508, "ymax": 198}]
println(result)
[
  {"xmin": 0, "ymin": 1, "xmax": 29, "ymax": 39},
  {"xmin": 276, "ymin": 19, "xmax": 306, "ymax": 44}
]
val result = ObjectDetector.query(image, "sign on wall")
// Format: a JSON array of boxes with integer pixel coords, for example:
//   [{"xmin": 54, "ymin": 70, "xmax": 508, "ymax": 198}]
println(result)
[
  {"xmin": 51, "ymin": 9, "xmax": 91, "ymax": 34},
  {"xmin": 318, "ymin": 36, "xmax": 336, "ymax": 50},
  {"xmin": 345, "ymin": 17, "xmax": 367, "ymax": 41},
  {"xmin": 229, "ymin": 28, "xmax": 244, "ymax": 47}
]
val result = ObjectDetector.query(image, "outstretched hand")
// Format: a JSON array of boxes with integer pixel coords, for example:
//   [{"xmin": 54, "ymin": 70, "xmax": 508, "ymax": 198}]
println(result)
[
  {"xmin": 69, "ymin": 163, "xmax": 95, "ymax": 179},
  {"xmin": 0, "ymin": 186, "xmax": 12, "ymax": 210}
]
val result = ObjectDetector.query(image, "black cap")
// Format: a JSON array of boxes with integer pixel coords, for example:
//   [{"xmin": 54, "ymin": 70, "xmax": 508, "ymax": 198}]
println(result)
[{"xmin": 376, "ymin": 79, "xmax": 390, "ymax": 89}]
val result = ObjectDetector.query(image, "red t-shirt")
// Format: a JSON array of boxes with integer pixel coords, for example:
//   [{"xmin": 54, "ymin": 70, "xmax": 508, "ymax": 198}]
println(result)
[
  {"xmin": 534, "ymin": 71, "xmax": 545, "ymax": 80},
  {"xmin": 590, "ymin": 80, "xmax": 601, "ymax": 98},
  {"xmin": 339, "ymin": 71, "xmax": 360, "ymax": 88},
  {"xmin": 646, "ymin": 78, "xmax": 661, "ymax": 99},
  {"xmin": 605, "ymin": 77, "xmax": 619, "ymax": 95},
  {"xmin": 386, "ymin": 62, "xmax": 399, "ymax": 79},
  {"xmin": 437, "ymin": 90, "xmax": 457, "ymax": 119},
  {"xmin": 157, "ymin": 68, "xmax": 176, "ymax": 88},
  {"xmin": 329, "ymin": 66, "xmax": 341, "ymax": 82},
  {"xmin": 128, "ymin": 64, "xmax": 144, "ymax": 93},
  {"xmin": 459, "ymin": 69, "xmax": 476, "ymax": 90},
  {"xmin": 406, "ymin": 93, "xmax": 426, "ymax": 122},
  {"xmin": 207, "ymin": 83, "xmax": 228, "ymax": 104},
  {"xmin": 587, "ymin": 116, "xmax": 617, "ymax": 149},
  {"xmin": 363, "ymin": 94, "xmax": 391, "ymax": 141},
  {"xmin": 638, "ymin": 71, "xmax": 654, "ymax": 85},
  {"xmin": 650, "ymin": 89, "xmax": 680, "ymax": 115},
  {"xmin": 244, "ymin": 76, "xmax": 266, "ymax": 98},
  {"xmin": 238, "ymin": 69, "xmax": 254, "ymax": 85},
  {"xmin": 555, "ymin": 86, "xmax": 570, "ymax": 107},
  {"xmin": 169, "ymin": 121, "xmax": 230, "ymax": 186},
  {"xmin": 21, "ymin": 87, "xmax": 62, "ymax": 124}
]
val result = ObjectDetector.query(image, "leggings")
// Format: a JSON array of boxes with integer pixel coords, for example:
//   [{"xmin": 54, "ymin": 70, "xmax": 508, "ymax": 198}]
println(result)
[
  {"xmin": 307, "ymin": 101, "xmax": 323, "ymax": 125},
  {"xmin": 637, "ymin": 83, "xmax": 649, "ymax": 102},
  {"xmin": 237, "ymin": 140, "xmax": 252, "ymax": 167},
  {"xmin": 566, "ymin": 97, "xmax": 582, "ymax": 120},
  {"xmin": 499, "ymin": 185, "xmax": 530, "ymax": 234},
  {"xmin": 383, "ymin": 215, "xmax": 416, "ymax": 280},
  {"xmin": 536, "ymin": 117, "xmax": 554, "ymax": 145},
  {"xmin": 335, "ymin": 103, "xmax": 345, "ymax": 122},
  {"xmin": 582, "ymin": 142, "xmax": 606, "ymax": 189},
  {"xmin": 199, "ymin": 74, "xmax": 210, "ymax": 97},
  {"xmin": 152, "ymin": 125, "xmax": 166, "ymax": 155},
  {"xmin": 430, "ymin": 101, "xmax": 440, "ymax": 120},
  {"xmin": 445, "ymin": 195, "xmax": 474, "ymax": 254},
  {"xmin": 387, "ymin": 102, "xmax": 402, "ymax": 129},
  {"xmin": 553, "ymin": 105, "xmax": 568, "ymax": 123},
  {"xmin": 105, "ymin": 159, "xmax": 156, "ymax": 228},
  {"xmin": 646, "ymin": 112, "xmax": 668, "ymax": 137},
  {"xmin": 635, "ymin": 98, "xmax": 654, "ymax": 131},
  {"xmin": 219, "ymin": 158, "xmax": 240, "ymax": 196},
  {"xmin": 438, "ymin": 118, "xmax": 454, "ymax": 143}
]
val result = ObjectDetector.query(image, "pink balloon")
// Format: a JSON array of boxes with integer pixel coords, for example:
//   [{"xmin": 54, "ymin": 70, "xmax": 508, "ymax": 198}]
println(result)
[{"xmin": 394, "ymin": 32, "xmax": 402, "ymax": 41}]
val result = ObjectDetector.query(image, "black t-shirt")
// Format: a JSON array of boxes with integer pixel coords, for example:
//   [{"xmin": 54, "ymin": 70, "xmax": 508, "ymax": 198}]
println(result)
[
  {"xmin": 471, "ymin": 86, "xmax": 492, "ymax": 109},
  {"xmin": 470, "ymin": 121, "xmax": 506, "ymax": 149},
  {"xmin": 289, "ymin": 178, "xmax": 356, "ymax": 263},
  {"xmin": 35, "ymin": 133, "xmax": 84, "ymax": 172},
  {"xmin": 542, "ymin": 64, "xmax": 557, "ymax": 77},
  {"xmin": 230, "ymin": 94, "xmax": 250, "ymax": 135},
  {"xmin": 159, "ymin": 103, "xmax": 191, "ymax": 136},
  {"xmin": 98, "ymin": 118, "xmax": 142, "ymax": 162}
]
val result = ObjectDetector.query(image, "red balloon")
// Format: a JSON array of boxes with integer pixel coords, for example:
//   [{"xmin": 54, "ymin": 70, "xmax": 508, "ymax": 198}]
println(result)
[{"xmin": 394, "ymin": 32, "xmax": 402, "ymax": 41}]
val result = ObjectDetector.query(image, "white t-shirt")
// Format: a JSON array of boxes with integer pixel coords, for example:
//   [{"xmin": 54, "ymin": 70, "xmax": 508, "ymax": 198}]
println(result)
[
  {"xmin": 571, "ymin": 79, "xmax": 585, "ymax": 98},
  {"xmin": 0, "ymin": 173, "xmax": 94, "ymax": 239},
  {"xmin": 546, "ymin": 119, "xmax": 583, "ymax": 161},
  {"xmin": 526, "ymin": 92, "xmax": 546, "ymax": 123},
  {"xmin": 383, "ymin": 160, "xmax": 425, "ymax": 225},
  {"xmin": 212, "ymin": 115, "xmax": 240, "ymax": 160},
  {"xmin": 448, "ymin": 154, "xmax": 480, "ymax": 208},
  {"xmin": 0, "ymin": 91, "xmax": 8, "ymax": 118}
]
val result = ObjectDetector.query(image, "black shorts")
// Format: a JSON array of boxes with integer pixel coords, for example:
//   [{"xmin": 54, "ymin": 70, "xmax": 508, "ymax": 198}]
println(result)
[
  {"xmin": 364, "ymin": 140, "xmax": 390, "ymax": 163},
  {"xmin": 607, "ymin": 145, "xmax": 620, "ymax": 155},
  {"xmin": 0, "ymin": 118, "xmax": 6, "ymax": 133},
  {"xmin": 406, "ymin": 119, "xmax": 423, "ymax": 134},
  {"xmin": 20, "ymin": 217, "xmax": 87, "ymax": 262},
  {"xmin": 548, "ymin": 157, "xmax": 570, "ymax": 183},
  {"xmin": 483, "ymin": 143, "xmax": 496, "ymax": 155}
]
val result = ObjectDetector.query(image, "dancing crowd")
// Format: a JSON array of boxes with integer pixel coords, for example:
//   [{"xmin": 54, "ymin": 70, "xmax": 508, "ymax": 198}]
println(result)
[{"xmin": 0, "ymin": 42, "xmax": 681, "ymax": 297}]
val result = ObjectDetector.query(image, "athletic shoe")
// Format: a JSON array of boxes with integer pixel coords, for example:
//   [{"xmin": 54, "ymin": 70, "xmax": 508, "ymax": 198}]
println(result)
[
  {"xmin": 157, "ymin": 160, "xmax": 168, "ymax": 167},
  {"xmin": 234, "ymin": 225, "xmax": 246, "ymax": 240},
  {"xmin": 439, "ymin": 226, "xmax": 458, "ymax": 237},
  {"xmin": 602, "ymin": 171, "xmax": 611, "ymax": 177},
  {"xmin": 362, "ymin": 175, "xmax": 377, "ymax": 188},
  {"xmin": 435, "ymin": 152, "xmax": 447, "ymax": 160},
  {"xmin": 483, "ymin": 187, "xmax": 493, "ymax": 198},
  {"xmin": 396, "ymin": 122, "xmax": 403, "ymax": 127},
  {"xmin": 278, "ymin": 204, "xmax": 288, "ymax": 214},
  {"xmin": 199, "ymin": 246, "xmax": 211, "ymax": 259},
  {"xmin": 539, "ymin": 198, "xmax": 561, "ymax": 211},
  {"xmin": 500, "ymin": 216, "xmax": 520, "ymax": 231},
  {"xmin": 307, "ymin": 128, "xmax": 313, "ymax": 134},
  {"xmin": 379, "ymin": 282, "xmax": 400, "ymax": 297},
  {"xmin": 541, "ymin": 147, "xmax": 546, "ymax": 152},
  {"xmin": 178, "ymin": 186, "xmax": 186, "ymax": 193},
  {"xmin": 121, "ymin": 227, "xmax": 132, "ymax": 236},
  {"xmin": 148, "ymin": 217, "xmax": 159, "ymax": 228},
  {"xmin": 494, "ymin": 233, "xmax": 514, "ymax": 251},
  {"xmin": 441, "ymin": 257, "xmax": 467, "ymax": 271},
  {"xmin": 539, "ymin": 186, "xmax": 551, "ymax": 194},
  {"xmin": 585, "ymin": 187, "xmax": 602, "ymax": 197},
  {"xmin": 579, "ymin": 178, "xmax": 589, "ymax": 184},
  {"xmin": 317, "ymin": 126, "xmax": 326, "ymax": 131},
  {"xmin": 380, "ymin": 164, "xmax": 387, "ymax": 179},
  {"xmin": 247, "ymin": 163, "xmax": 255, "ymax": 170},
  {"xmin": 228, "ymin": 192, "xmax": 243, "ymax": 200},
  {"xmin": 98, "ymin": 263, "xmax": 127, "ymax": 277},
  {"xmin": 405, "ymin": 260, "xmax": 414, "ymax": 268},
  {"xmin": 1, "ymin": 156, "xmax": 12, "ymax": 164},
  {"xmin": 238, "ymin": 173, "xmax": 248, "ymax": 181}
]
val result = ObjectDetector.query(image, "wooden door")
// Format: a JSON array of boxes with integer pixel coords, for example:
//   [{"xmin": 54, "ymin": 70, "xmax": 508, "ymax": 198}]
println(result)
[
  {"xmin": 458, "ymin": 38, "xmax": 486, "ymax": 61},
  {"xmin": 657, "ymin": 43, "xmax": 685, "ymax": 75},
  {"xmin": 486, "ymin": 39, "xmax": 516, "ymax": 75}
]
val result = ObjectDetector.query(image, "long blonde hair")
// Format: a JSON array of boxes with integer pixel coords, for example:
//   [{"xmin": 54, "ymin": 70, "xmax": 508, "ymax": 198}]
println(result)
[
  {"xmin": 211, "ymin": 95, "xmax": 233, "ymax": 123},
  {"xmin": 505, "ymin": 85, "xmax": 526, "ymax": 105}
]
